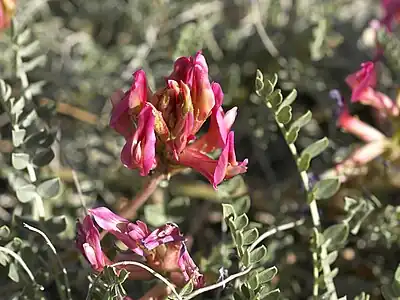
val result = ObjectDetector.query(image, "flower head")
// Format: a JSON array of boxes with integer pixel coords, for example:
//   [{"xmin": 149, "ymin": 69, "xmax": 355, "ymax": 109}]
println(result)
[
  {"xmin": 381, "ymin": 0, "xmax": 400, "ymax": 31},
  {"xmin": 346, "ymin": 62, "xmax": 377, "ymax": 102},
  {"xmin": 110, "ymin": 51, "xmax": 247, "ymax": 188},
  {"xmin": 76, "ymin": 216, "xmax": 111, "ymax": 272},
  {"xmin": 85, "ymin": 207, "xmax": 205, "ymax": 288}
]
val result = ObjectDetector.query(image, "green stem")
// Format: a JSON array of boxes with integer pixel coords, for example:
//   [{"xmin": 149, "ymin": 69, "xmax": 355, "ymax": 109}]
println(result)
[{"xmin": 273, "ymin": 110, "xmax": 338, "ymax": 299}]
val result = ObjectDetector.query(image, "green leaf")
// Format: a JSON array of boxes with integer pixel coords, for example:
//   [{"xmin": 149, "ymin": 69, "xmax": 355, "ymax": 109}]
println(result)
[
  {"xmin": 249, "ymin": 246, "xmax": 267, "ymax": 264},
  {"xmin": 290, "ymin": 110, "xmax": 312, "ymax": 130},
  {"xmin": 233, "ymin": 195, "xmax": 251, "ymax": 215},
  {"xmin": 222, "ymin": 203, "xmax": 236, "ymax": 219},
  {"xmin": 258, "ymin": 266, "xmax": 278, "ymax": 283},
  {"xmin": 8, "ymin": 262, "xmax": 19, "ymax": 282},
  {"xmin": 267, "ymin": 89, "xmax": 283, "ymax": 110},
  {"xmin": 227, "ymin": 218, "xmax": 237, "ymax": 233},
  {"xmin": 37, "ymin": 178, "xmax": 62, "ymax": 199},
  {"xmin": 301, "ymin": 137, "xmax": 329, "ymax": 159},
  {"xmin": 394, "ymin": 264, "xmax": 400, "ymax": 295},
  {"xmin": 297, "ymin": 153, "xmax": 311, "ymax": 172},
  {"xmin": 280, "ymin": 89, "xmax": 297, "ymax": 108},
  {"xmin": 11, "ymin": 97, "xmax": 25, "ymax": 115},
  {"xmin": 25, "ymin": 130, "xmax": 55, "ymax": 149},
  {"xmin": 234, "ymin": 214, "xmax": 249, "ymax": 230},
  {"xmin": 269, "ymin": 74, "xmax": 278, "ymax": 89},
  {"xmin": 16, "ymin": 184, "xmax": 37, "ymax": 203},
  {"xmin": 255, "ymin": 70, "xmax": 264, "ymax": 95},
  {"xmin": 235, "ymin": 231, "xmax": 244, "ymax": 248},
  {"xmin": 11, "ymin": 153, "xmax": 30, "ymax": 170},
  {"xmin": 179, "ymin": 279, "xmax": 194, "ymax": 296},
  {"xmin": 12, "ymin": 129, "xmax": 26, "ymax": 147},
  {"xmin": 0, "ymin": 226, "xmax": 10, "ymax": 240},
  {"xmin": 243, "ymin": 228, "xmax": 259, "ymax": 245},
  {"xmin": 276, "ymin": 106, "xmax": 292, "ymax": 124},
  {"xmin": 241, "ymin": 284, "xmax": 251, "ymax": 299},
  {"xmin": 323, "ymin": 223, "xmax": 349, "ymax": 250},
  {"xmin": 248, "ymin": 273, "xmax": 260, "ymax": 290},
  {"xmin": 313, "ymin": 178, "xmax": 340, "ymax": 200},
  {"xmin": 242, "ymin": 249, "xmax": 250, "ymax": 267},
  {"xmin": 285, "ymin": 126, "xmax": 299, "ymax": 144},
  {"xmin": 233, "ymin": 291, "xmax": 245, "ymax": 300},
  {"xmin": 324, "ymin": 250, "xmax": 338, "ymax": 266},
  {"xmin": 32, "ymin": 148, "xmax": 55, "ymax": 166},
  {"xmin": 259, "ymin": 287, "xmax": 280, "ymax": 300}
]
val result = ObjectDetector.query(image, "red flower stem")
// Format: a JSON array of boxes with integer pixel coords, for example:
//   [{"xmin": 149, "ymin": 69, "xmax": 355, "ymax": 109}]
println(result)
[{"xmin": 120, "ymin": 172, "xmax": 166, "ymax": 220}]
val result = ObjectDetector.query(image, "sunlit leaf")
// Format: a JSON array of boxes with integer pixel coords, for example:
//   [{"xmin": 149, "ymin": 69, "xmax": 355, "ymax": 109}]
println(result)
[
  {"xmin": 12, "ymin": 153, "xmax": 30, "ymax": 170},
  {"xmin": 37, "ymin": 178, "xmax": 62, "ymax": 199},
  {"xmin": 313, "ymin": 178, "xmax": 340, "ymax": 200},
  {"xmin": 258, "ymin": 266, "xmax": 278, "ymax": 283}
]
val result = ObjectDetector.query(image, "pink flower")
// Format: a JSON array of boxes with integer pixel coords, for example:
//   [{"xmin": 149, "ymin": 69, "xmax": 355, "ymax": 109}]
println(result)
[
  {"xmin": 76, "ymin": 216, "xmax": 111, "ymax": 272},
  {"xmin": 190, "ymin": 83, "xmax": 237, "ymax": 153},
  {"xmin": 179, "ymin": 131, "xmax": 248, "ymax": 189},
  {"xmin": 354, "ymin": 87, "xmax": 399, "ymax": 116},
  {"xmin": 177, "ymin": 244, "xmax": 205, "ymax": 288},
  {"xmin": 86, "ymin": 207, "xmax": 205, "ymax": 288},
  {"xmin": 89, "ymin": 207, "xmax": 151, "ymax": 256},
  {"xmin": 337, "ymin": 104, "xmax": 386, "ymax": 142},
  {"xmin": 167, "ymin": 51, "xmax": 215, "ymax": 135},
  {"xmin": 110, "ymin": 51, "xmax": 247, "ymax": 188},
  {"xmin": 333, "ymin": 140, "xmax": 388, "ymax": 183},
  {"xmin": 0, "ymin": 0, "xmax": 15, "ymax": 30},
  {"xmin": 346, "ymin": 62, "xmax": 377, "ymax": 102},
  {"xmin": 381, "ymin": 0, "xmax": 400, "ymax": 31},
  {"xmin": 121, "ymin": 104, "xmax": 157, "ymax": 176}
]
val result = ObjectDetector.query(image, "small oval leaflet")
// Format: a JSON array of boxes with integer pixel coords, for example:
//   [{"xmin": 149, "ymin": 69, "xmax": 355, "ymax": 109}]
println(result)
[
  {"xmin": 11, "ymin": 153, "xmax": 30, "ymax": 170},
  {"xmin": 243, "ymin": 228, "xmax": 259, "ymax": 245},
  {"xmin": 302, "ymin": 137, "xmax": 329, "ymax": 159},
  {"xmin": 32, "ymin": 148, "xmax": 55, "ymax": 167},
  {"xmin": 249, "ymin": 245, "xmax": 268, "ymax": 264},
  {"xmin": 37, "ymin": 178, "xmax": 62, "ymax": 199},
  {"xmin": 16, "ymin": 184, "xmax": 37, "ymax": 203},
  {"xmin": 258, "ymin": 266, "xmax": 278, "ymax": 284},
  {"xmin": 313, "ymin": 178, "xmax": 340, "ymax": 200},
  {"xmin": 323, "ymin": 223, "xmax": 349, "ymax": 250},
  {"xmin": 276, "ymin": 105, "xmax": 293, "ymax": 124}
]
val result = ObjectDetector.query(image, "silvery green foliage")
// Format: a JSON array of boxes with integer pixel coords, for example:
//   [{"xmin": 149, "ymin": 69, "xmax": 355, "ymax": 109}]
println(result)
[{"xmin": 0, "ymin": 0, "xmax": 398, "ymax": 299}]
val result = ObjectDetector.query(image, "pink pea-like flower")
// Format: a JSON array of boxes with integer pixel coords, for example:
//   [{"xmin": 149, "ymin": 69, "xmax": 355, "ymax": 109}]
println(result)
[
  {"xmin": 381, "ymin": 0, "xmax": 400, "ymax": 31},
  {"xmin": 83, "ymin": 207, "xmax": 205, "ymax": 288},
  {"xmin": 346, "ymin": 61, "xmax": 377, "ymax": 103},
  {"xmin": 110, "ymin": 51, "xmax": 247, "ymax": 188},
  {"xmin": 76, "ymin": 216, "xmax": 112, "ymax": 272}
]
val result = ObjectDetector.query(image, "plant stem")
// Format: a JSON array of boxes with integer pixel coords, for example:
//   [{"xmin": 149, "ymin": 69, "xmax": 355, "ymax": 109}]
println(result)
[
  {"xmin": 276, "ymin": 120, "xmax": 338, "ymax": 299},
  {"xmin": 288, "ymin": 142, "xmax": 337, "ymax": 300},
  {"xmin": 120, "ymin": 173, "xmax": 165, "ymax": 219},
  {"xmin": 184, "ymin": 267, "xmax": 253, "ymax": 300},
  {"xmin": 249, "ymin": 218, "xmax": 305, "ymax": 252}
]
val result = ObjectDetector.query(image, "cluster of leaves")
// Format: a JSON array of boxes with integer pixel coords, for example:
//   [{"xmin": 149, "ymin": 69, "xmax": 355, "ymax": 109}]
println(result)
[
  {"xmin": 0, "ymin": 0, "xmax": 398, "ymax": 299},
  {"xmin": 255, "ymin": 70, "xmax": 347, "ymax": 299},
  {"xmin": 0, "ymin": 22, "xmax": 71, "ymax": 300},
  {"xmin": 222, "ymin": 202, "xmax": 279, "ymax": 300}
]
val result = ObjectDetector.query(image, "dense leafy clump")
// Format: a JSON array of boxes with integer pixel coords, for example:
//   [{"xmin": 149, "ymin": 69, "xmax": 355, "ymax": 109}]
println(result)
[{"xmin": 0, "ymin": 0, "xmax": 399, "ymax": 300}]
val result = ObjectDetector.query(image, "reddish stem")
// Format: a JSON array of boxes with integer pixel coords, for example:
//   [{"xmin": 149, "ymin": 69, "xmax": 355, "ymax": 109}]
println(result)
[{"xmin": 120, "ymin": 173, "xmax": 166, "ymax": 220}]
